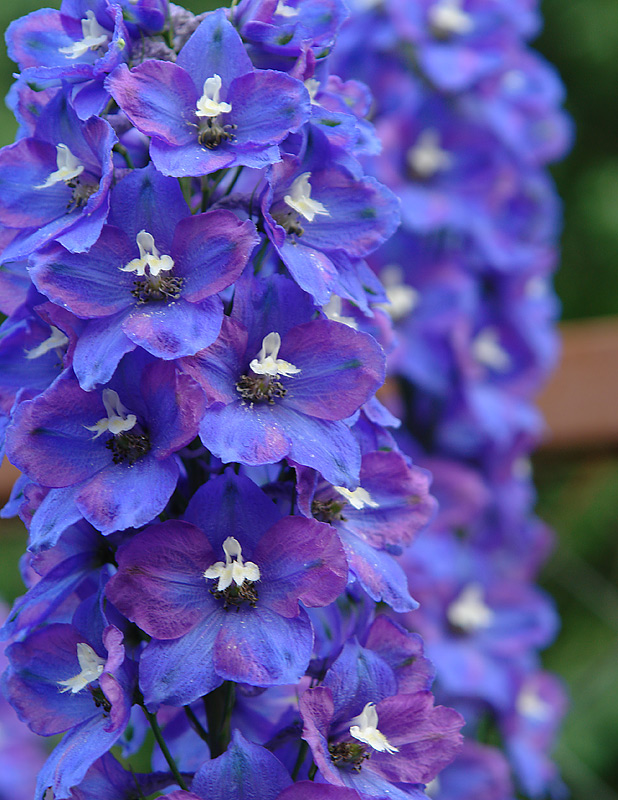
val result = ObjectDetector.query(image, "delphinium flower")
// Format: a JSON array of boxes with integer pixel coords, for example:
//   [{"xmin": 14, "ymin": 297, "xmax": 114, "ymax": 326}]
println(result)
[
  {"xmin": 331, "ymin": 0, "xmax": 571, "ymax": 797},
  {"xmin": 0, "ymin": 1, "xmax": 469, "ymax": 799}
]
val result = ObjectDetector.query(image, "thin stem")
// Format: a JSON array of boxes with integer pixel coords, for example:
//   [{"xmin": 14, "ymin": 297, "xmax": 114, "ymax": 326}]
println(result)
[
  {"xmin": 142, "ymin": 706, "xmax": 188, "ymax": 790},
  {"xmin": 129, "ymin": 765, "xmax": 147, "ymax": 800},
  {"xmin": 222, "ymin": 166, "xmax": 244, "ymax": 198},
  {"xmin": 184, "ymin": 704, "xmax": 210, "ymax": 744},
  {"xmin": 308, "ymin": 762, "xmax": 318, "ymax": 780},
  {"xmin": 253, "ymin": 238, "xmax": 270, "ymax": 274},
  {"xmin": 113, "ymin": 143, "xmax": 135, "ymax": 170},
  {"xmin": 291, "ymin": 740, "xmax": 308, "ymax": 780}
]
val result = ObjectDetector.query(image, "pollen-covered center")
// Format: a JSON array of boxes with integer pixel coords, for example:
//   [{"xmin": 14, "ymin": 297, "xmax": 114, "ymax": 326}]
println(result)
[
  {"xmin": 121, "ymin": 230, "xmax": 183, "ymax": 304},
  {"xmin": 204, "ymin": 536, "xmax": 261, "ymax": 609},
  {"xmin": 236, "ymin": 332, "xmax": 300, "ymax": 405},
  {"xmin": 85, "ymin": 388, "xmax": 151, "ymax": 465}
]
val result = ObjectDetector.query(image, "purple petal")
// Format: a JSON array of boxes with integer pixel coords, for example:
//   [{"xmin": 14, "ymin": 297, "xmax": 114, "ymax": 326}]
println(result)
[
  {"xmin": 230, "ymin": 70, "xmax": 310, "ymax": 146},
  {"xmin": 75, "ymin": 456, "xmax": 179, "ymax": 535},
  {"xmin": 140, "ymin": 616, "xmax": 223, "ymax": 709},
  {"xmin": 106, "ymin": 61, "xmax": 197, "ymax": 145},
  {"xmin": 184, "ymin": 470, "xmax": 281, "ymax": 554},
  {"xmin": 280, "ymin": 320, "xmax": 385, "ymax": 420},
  {"xmin": 213, "ymin": 605, "xmax": 314, "ymax": 686},
  {"xmin": 175, "ymin": 8, "xmax": 252, "ymax": 92},
  {"xmin": 29, "ymin": 229, "xmax": 135, "ymax": 318},
  {"xmin": 107, "ymin": 520, "xmax": 214, "ymax": 640},
  {"xmin": 122, "ymin": 296, "xmax": 224, "ymax": 359},
  {"xmin": 256, "ymin": 516, "xmax": 348, "ymax": 616},
  {"xmin": 191, "ymin": 729, "xmax": 291, "ymax": 800},
  {"xmin": 172, "ymin": 211, "xmax": 259, "ymax": 300},
  {"xmin": 73, "ymin": 313, "xmax": 136, "ymax": 391},
  {"xmin": 5, "ymin": 374, "xmax": 113, "ymax": 488}
]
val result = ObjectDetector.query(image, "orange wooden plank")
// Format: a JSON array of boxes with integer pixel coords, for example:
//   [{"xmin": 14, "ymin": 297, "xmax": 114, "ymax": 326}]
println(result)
[{"xmin": 538, "ymin": 317, "xmax": 618, "ymax": 449}]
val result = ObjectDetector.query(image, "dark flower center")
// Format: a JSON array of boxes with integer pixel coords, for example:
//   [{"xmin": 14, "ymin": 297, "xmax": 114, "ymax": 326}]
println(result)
[
  {"xmin": 236, "ymin": 373, "xmax": 287, "ymax": 405},
  {"xmin": 198, "ymin": 117, "xmax": 237, "ymax": 149},
  {"xmin": 273, "ymin": 209, "xmax": 305, "ymax": 237},
  {"xmin": 66, "ymin": 177, "xmax": 99, "ymax": 211},
  {"xmin": 210, "ymin": 580, "xmax": 259, "ymax": 611},
  {"xmin": 311, "ymin": 497, "xmax": 347, "ymax": 523},
  {"xmin": 131, "ymin": 274, "xmax": 184, "ymax": 304},
  {"xmin": 328, "ymin": 741, "xmax": 370, "ymax": 772},
  {"xmin": 106, "ymin": 430, "xmax": 151, "ymax": 465},
  {"xmin": 88, "ymin": 685, "xmax": 111, "ymax": 714}
]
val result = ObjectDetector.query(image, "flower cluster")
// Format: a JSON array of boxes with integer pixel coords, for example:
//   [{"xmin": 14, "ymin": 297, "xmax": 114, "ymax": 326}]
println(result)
[
  {"xmin": 0, "ymin": 2, "xmax": 469, "ymax": 799},
  {"xmin": 331, "ymin": 1, "xmax": 571, "ymax": 798}
]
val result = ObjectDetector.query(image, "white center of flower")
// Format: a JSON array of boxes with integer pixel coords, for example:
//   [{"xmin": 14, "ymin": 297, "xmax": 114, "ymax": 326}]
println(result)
[
  {"xmin": 428, "ymin": 0, "xmax": 474, "ymax": 37},
  {"xmin": 407, "ymin": 129, "xmax": 452, "ymax": 180},
  {"xmin": 349, "ymin": 703, "xmax": 399, "ymax": 754},
  {"xmin": 25, "ymin": 326, "xmax": 69, "ymax": 360},
  {"xmin": 58, "ymin": 643, "xmax": 106, "ymax": 694},
  {"xmin": 84, "ymin": 389, "xmax": 137, "ymax": 440},
  {"xmin": 472, "ymin": 327, "xmax": 511, "ymax": 372},
  {"xmin": 284, "ymin": 173, "xmax": 330, "ymax": 222},
  {"xmin": 516, "ymin": 684, "xmax": 552, "ymax": 720},
  {"xmin": 58, "ymin": 11, "xmax": 110, "ymax": 59},
  {"xmin": 322, "ymin": 296, "xmax": 358, "ymax": 329},
  {"xmin": 249, "ymin": 332, "xmax": 301, "ymax": 378},
  {"xmin": 35, "ymin": 144, "xmax": 85, "ymax": 190},
  {"xmin": 377, "ymin": 265, "xmax": 419, "ymax": 321},
  {"xmin": 447, "ymin": 583, "xmax": 494, "ymax": 632},
  {"xmin": 120, "ymin": 231, "xmax": 175, "ymax": 278},
  {"xmin": 275, "ymin": 0, "xmax": 300, "ymax": 16},
  {"xmin": 204, "ymin": 536, "xmax": 261, "ymax": 591},
  {"xmin": 334, "ymin": 485, "xmax": 379, "ymax": 510},
  {"xmin": 304, "ymin": 78, "xmax": 321, "ymax": 105},
  {"xmin": 196, "ymin": 74, "xmax": 233, "ymax": 118},
  {"xmin": 425, "ymin": 778, "xmax": 441, "ymax": 798}
]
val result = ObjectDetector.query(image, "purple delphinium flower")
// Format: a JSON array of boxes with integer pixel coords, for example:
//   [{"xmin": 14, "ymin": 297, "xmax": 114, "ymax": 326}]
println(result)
[
  {"xmin": 5, "ymin": 350, "xmax": 206, "ymax": 547},
  {"xmin": 2, "ymin": 617, "xmax": 133, "ymax": 799},
  {"xmin": 0, "ymin": 90, "xmax": 116, "ymax": 260},
  {"xmin": 300, "ymin": 637, "xmax": 464, "ymax": 797},
  {"xmin": 106, "ymin": 470, "xmax": 348, "ymax": 708},
  {"xmin": 181, "ymin": 274, "xmax": 385, "ymax": 487},
  {"xmin": 233, "ymin": 0, "xmax": 349, "ymax": 61},
  {"xmin": 500, "ymin": 670, "xmax": 568, "ymax": 798},
  {"xmin": 6, "ymin": 2, "xmax": 130, "ymax": 120},
  {"xmin": 29, "ymin": 165, "xmax": 258, "ymax": 389},
  {"xmin": 261, "ymin": 131, "xmax": 399, "ymax": 305},
  {"xmin": 106, "ymin": 9, "xmax": 311, "ymax": 177},
  {"xmin": 0, "ymin": 521, "xmax": 112, "ymax": 641},
  {"xmin": 386, "ymin": 0, "xmax": 540, "ymax": 92},
  {"xmin": 295, "ymin": 448, "xmax": 436, "ymax": 610},
  {"xmin": 399, "ymin": 531, "xmax": 559, "ymax": 710},
  {"xmin": 53, "ymin": 751, "xmax": 179, "ymax": 800},
  {"xmin": 0, "ymin": 290, "xmax": 72, "ymax": 415}
]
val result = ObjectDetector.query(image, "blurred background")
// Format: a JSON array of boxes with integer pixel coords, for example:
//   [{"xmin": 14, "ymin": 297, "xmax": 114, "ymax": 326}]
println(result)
[{"xmin": 0, "ymin": 1, "xmax": 617, "ymax": 797}]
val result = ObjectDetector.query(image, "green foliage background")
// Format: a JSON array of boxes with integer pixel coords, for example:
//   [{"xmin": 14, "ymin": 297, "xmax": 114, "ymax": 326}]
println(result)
[{"xmin": 1, "ymin": 2, "xmax": 617, "ymax": 798}]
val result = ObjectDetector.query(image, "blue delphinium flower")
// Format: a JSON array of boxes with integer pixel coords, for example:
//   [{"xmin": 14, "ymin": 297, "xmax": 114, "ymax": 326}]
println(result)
[{"xmin": 106, "ymin": 9, "xmax": 311, "ymax": 177}]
